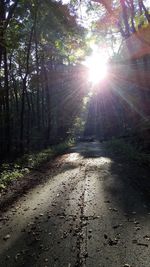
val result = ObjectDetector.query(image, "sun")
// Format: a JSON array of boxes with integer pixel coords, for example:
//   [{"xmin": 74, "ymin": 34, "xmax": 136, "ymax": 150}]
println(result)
[{"xmin": 84, "ymin": 51, "xmax": 108, "ymax": 85}]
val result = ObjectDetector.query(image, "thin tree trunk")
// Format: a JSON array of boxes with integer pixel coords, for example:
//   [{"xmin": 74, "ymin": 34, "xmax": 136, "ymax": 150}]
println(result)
[
  {"xmin": 43, "ymin": 65, "xmax": 51, "ymax": 146},
  {"xmin": 20, "ymin": 78, "xmax": 25, "ymax": 153},
  {"xmin": 34, "ymin": 27, "xmax": 41, "ymax": 130},
  {"xmin": 120, "ymin": 0, "xmax": 130, "ymax": 37},
  {"xmin": 4, "ymin": 47, "xmax": 10, "ymax": 152},
  {"xmin": 19, "ymin": 26, "xmax": 34, "ymax": 152}
]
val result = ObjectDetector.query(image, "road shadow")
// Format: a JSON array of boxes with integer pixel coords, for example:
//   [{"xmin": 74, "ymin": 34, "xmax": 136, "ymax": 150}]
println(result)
[
  {"xmin": 77, "ymin": 141, "xmax": 150, "ymax": 216},
  {"xmin": 0, "ymin": 160, "xmax": 84, "ymax": 267},
  {"xmin": 0, "ymin": 157, "xmax": 78, "ymax": 213},
  {"xmin": 0, "ymin": 141, "xmax": 150, "ymax": 266}
]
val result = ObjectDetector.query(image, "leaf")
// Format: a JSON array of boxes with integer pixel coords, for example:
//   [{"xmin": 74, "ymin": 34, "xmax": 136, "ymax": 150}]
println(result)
[{"xmin": 3, "ymin": 234, "xmax": 11, "ymax": 241}]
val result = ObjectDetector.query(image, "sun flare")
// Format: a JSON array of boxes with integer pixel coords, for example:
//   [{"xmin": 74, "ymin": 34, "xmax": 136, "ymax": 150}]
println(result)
[{"xmin": 84, "ymin": 51, "xmax": 108, "ymax": 85}]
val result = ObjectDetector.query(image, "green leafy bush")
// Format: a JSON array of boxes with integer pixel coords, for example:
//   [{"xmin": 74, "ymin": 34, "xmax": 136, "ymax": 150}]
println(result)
[{"xmin": 0, "ymin": 164, "xmax": 29, "ymax": 190}]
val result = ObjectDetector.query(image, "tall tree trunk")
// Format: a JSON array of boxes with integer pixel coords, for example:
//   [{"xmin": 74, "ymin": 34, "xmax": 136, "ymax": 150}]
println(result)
[
  {"xmin": 19, "ymin": 26, "xmax": 34, "ymax": 153},
  {"xmin": 0, "ymin": 0, "xmax": 5, "ymax": 70},
  {"xmin": 43, "ymin": 65, "xmax": 51, "ymax": 146},
  {"xmin": 4, "ymin": 47, "xmax": 10, "ymax": 152},
  {"xmin": 35, "ymin": 29, "xmax": 41, "ymax": 130},
  {"xmin": 129, "ymin": 0, "xmax": 136, "ymax": 33},
  {"xmin": 120, "ymin": 0, "xmax": 130, "ymax": 37},
  {"xmin": 20, "ymin": 78, "xmax": 25, "ymax": 153}
]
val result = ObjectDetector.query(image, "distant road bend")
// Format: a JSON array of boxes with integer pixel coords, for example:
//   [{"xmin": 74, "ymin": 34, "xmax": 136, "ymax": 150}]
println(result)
[{"xmin": 0, "ymin": 141, "xmax": 150, "ymax": 267}]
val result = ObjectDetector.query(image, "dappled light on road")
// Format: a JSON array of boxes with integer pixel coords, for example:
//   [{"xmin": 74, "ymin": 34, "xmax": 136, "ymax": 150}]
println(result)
[
  {"xmin": 0, "ymin": 142, "xmax": 150, "ymax": 267},
  {"xmin": 66, "ymin": 153, "xmax": 81, "ymax": 162}
]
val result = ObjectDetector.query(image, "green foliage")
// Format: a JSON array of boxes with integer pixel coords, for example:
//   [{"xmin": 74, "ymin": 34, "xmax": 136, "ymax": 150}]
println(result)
[
  {"xmin": 0, "ymin": 0, "xmax": 88, "ymax": 156},
  {"xmin": 18, "ymin": 141, "xmax": 73, "ymax": 168},
  {"xmin": 106, "ymin": 139, "xmax": 150, "ymax": 166},
  {"xmin": 0, "ymin": 141, "xmax": 73, "ymax": 191},
  {"xmin": 0, "ymin": 164, "xmax": 29, "ymax": 190}
]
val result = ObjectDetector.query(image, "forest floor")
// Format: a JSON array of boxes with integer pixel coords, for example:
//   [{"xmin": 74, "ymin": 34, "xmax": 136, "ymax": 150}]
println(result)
[{"xmin": 0, "ymin": 141, "xmax": 150, "ymax": 267}]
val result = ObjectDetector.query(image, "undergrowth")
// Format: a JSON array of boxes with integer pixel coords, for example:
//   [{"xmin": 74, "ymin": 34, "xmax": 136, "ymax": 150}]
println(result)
[
  {"xmin": 0, "ymin": 140, "xmax": 73, "ymax": 190},
  {"xmin": 106, "ymin": 138, "xmax": 150, "ymax": 166}
]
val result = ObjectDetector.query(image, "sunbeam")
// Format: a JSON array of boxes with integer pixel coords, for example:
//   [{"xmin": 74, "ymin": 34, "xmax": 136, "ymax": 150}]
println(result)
[{"xmin": 83, "ymin": 49, "xmax": 109, "ymax": 85}]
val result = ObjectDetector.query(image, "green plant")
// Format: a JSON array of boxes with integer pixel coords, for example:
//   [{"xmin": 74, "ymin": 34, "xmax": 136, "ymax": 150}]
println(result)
[
  {"xmin": 0, "ymin": 164, "xmax": 29, "ymax": 190},
  {"xmin": 0, "ymin": 141, "xmax": 73, "ymax": 191},
  {"xmin": 106, "ymin": 139, "xmax": 150, "ymax": 166}
]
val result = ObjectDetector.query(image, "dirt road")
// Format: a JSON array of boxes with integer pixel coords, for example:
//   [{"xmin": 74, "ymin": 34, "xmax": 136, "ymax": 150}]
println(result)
[{"xmin": 0, "ymin": 141, "xmax": 150, "ymax": 267}]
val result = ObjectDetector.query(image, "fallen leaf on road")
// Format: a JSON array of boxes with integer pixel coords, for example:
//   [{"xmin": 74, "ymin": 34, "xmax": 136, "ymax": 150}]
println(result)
[
  {"xmin": 3, "ymin": 234, "xmax": 10, "ymax": 241},
  {"xmin": 137, "ymin": 242, "xmax": 148, "ymax": 247},
  {"xmin": 104, "ymin": 234, "xmax": 108, "ymax": 239},
  {"xmin": 135, "ymin": 226, "xmax": 141, "ymax": 231},
  {"xmin": 15, "ymin": 252, "xmax": 21, "ymax": 261},
  {"xmin": 109, "ymin": 208, "xmax": 118, "ymax": 212},
  {"xmin": 143, "ymin": 235, "xmax": 150, "ymax": 240},
  {"xmin": 108, "ymin": 238, "xmax": 118, "ymax": 246},
  {"xmin": 104, "ymin": 200, "xmax": 110, "ymax": 203},
  {"xmin": 113, "ymin": 224, "xmax": 122, "ymax": 229}
]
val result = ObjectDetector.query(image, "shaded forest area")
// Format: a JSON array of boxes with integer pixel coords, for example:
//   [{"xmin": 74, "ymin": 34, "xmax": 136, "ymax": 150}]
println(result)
[
  {"xmin": 0, "ymin": 0, "xmax": 87, "ymax": 158},
  {"xmin": 0, "ymin": 0, "xmax": 150, "ymax": 160}
]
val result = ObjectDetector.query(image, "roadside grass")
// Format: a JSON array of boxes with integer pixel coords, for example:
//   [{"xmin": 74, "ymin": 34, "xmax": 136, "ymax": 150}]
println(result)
[
  {"xmin": 105, "ymin": 138, "xmax": 150, "ymax": 167},
  {"xmin": 0, "ymin": 140, "xmax": 74, "ymax": 191}
]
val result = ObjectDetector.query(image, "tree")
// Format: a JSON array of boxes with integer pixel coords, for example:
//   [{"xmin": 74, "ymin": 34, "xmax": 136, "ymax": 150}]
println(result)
[{"xmin": 0, "ymin": 0, "xmax": 88, "ymax": 156}]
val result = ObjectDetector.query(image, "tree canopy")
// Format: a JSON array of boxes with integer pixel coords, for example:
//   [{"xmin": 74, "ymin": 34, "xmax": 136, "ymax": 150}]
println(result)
[{"xmin": 0, "ymin": 0, "xmax": 150, "ymax": 157}]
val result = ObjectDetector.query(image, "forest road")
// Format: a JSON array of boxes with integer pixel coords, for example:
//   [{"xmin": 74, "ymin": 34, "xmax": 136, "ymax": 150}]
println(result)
[{"xmin": 0, "ymin": 141, "xmax": 150, "ymax": 267}]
